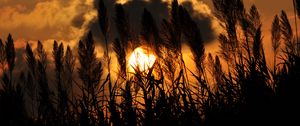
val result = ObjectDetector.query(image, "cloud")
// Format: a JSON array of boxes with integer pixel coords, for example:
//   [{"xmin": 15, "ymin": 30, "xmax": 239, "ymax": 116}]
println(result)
[
  {"xmin": 0, "ymin": 0, "xmax": 220, "ymax": 82},
  {"xmin": 0, "ymin": 0, "xmax": 219, "ymax": 51},
  {"xmin": 87, "ymin": 0, "xmax": 218, "ymax": 47},
  {"xmin": 0, "ymin": 0, "xmax": 97, "ymax": 49},
  {"xmin": 180, "ymin": 0, "xmax": 219, "ymax": 43}
]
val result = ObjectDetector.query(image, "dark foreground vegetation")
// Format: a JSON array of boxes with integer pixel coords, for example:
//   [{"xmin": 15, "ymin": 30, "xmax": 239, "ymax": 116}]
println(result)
[{"xmin": 1, "ymin": 0, "xmax": 300, "ymax": 125}]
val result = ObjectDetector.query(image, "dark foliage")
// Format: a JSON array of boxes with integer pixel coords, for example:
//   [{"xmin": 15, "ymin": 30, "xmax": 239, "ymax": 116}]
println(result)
[{"xmin": 0, "ymin": 1, "xmax": 300, "ymax": 126}]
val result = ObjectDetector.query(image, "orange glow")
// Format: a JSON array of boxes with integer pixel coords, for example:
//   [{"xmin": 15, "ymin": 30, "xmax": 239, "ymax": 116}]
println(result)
[
  {"xmin": 128, "ymin": 47, "xmax": 156, "ymax": 72},
  {"xmin": 116, "ymin": 0, "xmax": 129, "ymax": 4}
]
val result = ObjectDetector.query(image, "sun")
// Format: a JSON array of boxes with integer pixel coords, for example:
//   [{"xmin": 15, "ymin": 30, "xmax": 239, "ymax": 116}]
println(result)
[
  {"xmin": 129, "ymin": 47, "xmax": 156, "ymax": 72},
  {"xmin": 116, "ymin": 0, "xmax": 129, "ymax": 4}
]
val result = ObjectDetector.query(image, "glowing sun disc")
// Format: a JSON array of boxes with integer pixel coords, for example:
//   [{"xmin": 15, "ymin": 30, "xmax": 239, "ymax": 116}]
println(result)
[{"xmin": 129, "ymin": 47, "xmax": 156, "ymax": 72}]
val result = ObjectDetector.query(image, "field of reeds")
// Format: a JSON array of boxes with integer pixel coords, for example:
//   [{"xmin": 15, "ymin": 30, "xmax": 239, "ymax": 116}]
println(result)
[{"xmin": 1, "ymin": 0, "xmax": 300, "ymax": 125}]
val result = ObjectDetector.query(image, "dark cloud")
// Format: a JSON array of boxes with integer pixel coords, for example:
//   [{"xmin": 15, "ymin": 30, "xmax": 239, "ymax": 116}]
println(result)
[
  {"xmin": 86, "ymin": 0, "xmax": 168, "ymax": 46},
  {"xmin": 72, "ymin": 13, "xmax": 85, "ymax": 28},
  {"xmin": 123, "ymin": 0, "xmax": 169, "ymax": 33},
  {"xmin": 83, "ymin": 0, "xmax": 117, "ymax": 47},
  {"xmin": 182, "ymin": 1, "xmax": 216, "ymax": 43},
  {"xmin": 85, "ymin": 0, "xmax": 216, "ymax": 47}
]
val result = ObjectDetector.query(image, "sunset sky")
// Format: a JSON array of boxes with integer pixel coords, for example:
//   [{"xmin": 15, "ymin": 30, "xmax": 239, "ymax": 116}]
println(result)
[
  {"xmin": 0, "ymin": 0, "xmax": 295, "ymax": 61},
  {"xmin": 0, "ymin": 2, "xmax": 298, "ymax": 124}
]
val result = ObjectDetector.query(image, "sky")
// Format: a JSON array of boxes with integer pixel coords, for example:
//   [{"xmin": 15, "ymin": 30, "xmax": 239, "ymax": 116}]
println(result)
[
  {"xmin": 0, "ymin": 0, "xmax": 294, "ymax": 42},
  {"xmin": 0, "ymin": 0, "xmax": 296, "ymax": 63}
]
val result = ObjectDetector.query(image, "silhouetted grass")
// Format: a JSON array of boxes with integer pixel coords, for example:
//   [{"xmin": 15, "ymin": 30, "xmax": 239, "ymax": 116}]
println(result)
[{"xmin": 0, "ymin": 0, "xmax": 300, "ymax": 125}]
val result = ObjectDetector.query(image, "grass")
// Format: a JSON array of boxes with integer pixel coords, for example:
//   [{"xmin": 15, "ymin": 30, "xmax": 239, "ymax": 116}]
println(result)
[{"xmin": 1, "ymin": 0, "xmax": 300, "ymax": 125}]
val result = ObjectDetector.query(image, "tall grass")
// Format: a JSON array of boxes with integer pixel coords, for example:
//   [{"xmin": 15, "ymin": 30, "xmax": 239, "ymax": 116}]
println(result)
[{"xmin": 0, "ymin": 0, "xmax": 300, "ymax": 125}]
